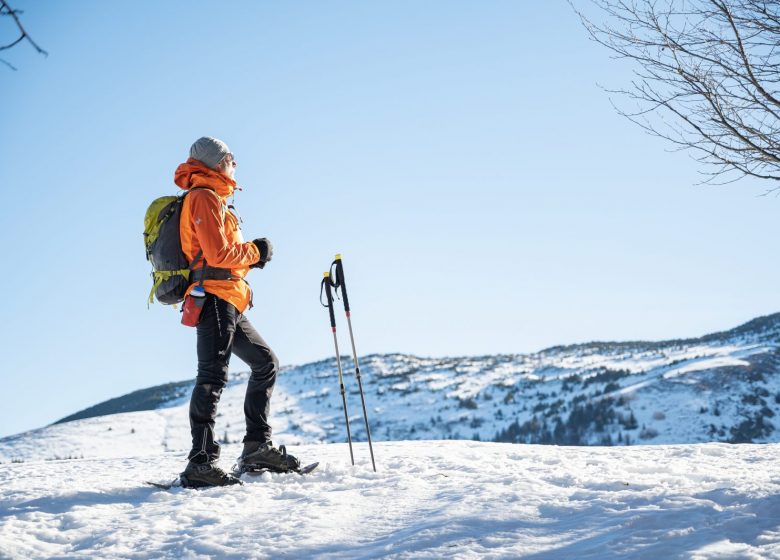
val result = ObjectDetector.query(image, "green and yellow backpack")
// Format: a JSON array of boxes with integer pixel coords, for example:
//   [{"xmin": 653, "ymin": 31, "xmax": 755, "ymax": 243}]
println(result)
[{"xmin": 143, "ymin": 193, "xmax": 200, "ymax": 306}]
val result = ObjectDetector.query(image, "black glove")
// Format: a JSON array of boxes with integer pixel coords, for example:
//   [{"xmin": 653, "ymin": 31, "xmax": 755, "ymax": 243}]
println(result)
[{"xmin": 251, "ymin": 238, "xmax": 273, "ymax": 268}]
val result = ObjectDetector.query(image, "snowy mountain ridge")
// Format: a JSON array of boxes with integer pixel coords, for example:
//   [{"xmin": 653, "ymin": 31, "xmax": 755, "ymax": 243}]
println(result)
[{"xmin": 3, "ymin": 312, "xmax": 780, "ymax": 464}]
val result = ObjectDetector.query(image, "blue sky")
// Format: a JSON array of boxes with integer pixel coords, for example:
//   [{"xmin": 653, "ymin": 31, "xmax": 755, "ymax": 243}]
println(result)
[{"xmin": 1, "ymin": 1, "xmax": 777, "ymax": 438}]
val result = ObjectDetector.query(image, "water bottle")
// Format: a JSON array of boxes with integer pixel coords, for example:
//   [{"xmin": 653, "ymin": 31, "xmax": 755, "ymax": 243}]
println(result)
[{"xmin": 181, "ymin": 285, "xmax": 207, "ymax": 327}]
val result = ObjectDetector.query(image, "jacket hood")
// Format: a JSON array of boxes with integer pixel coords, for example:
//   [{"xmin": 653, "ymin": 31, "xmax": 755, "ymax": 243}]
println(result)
[{"xmin": 174, "ymin": 158, "xmax": 236, "ymax": 198}]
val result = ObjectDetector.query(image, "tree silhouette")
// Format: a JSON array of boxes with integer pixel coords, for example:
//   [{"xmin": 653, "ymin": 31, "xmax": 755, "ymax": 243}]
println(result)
[
  {"xmin": 574, "ymin": 0, "xmax": 780, "ymax": 187},
  {"xmin": 1, "ymin": 0, "xmax": 47, "ymax": 71}
]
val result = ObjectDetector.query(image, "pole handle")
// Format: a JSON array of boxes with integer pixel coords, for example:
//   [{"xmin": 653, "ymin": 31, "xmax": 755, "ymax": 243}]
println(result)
[
  {"xmin": 332, "ymin": 254, "xmax": 351, "ymax": 313},
  {"xmin": 322, "ymin": 272, "xmax": 336, "ymax": 328}
]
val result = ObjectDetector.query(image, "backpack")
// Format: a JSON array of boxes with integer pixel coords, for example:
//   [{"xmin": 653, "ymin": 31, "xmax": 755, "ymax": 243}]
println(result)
[{"xmin": 143, "ymin": 192, "xmax": 202, "ymax": 306}]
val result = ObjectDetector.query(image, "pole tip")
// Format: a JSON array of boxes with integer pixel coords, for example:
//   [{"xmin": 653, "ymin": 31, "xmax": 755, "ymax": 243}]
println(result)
[
  {"xmin": 323, "ymin": 272, "xmax": 330, "ymax": 278},
  {"xmin": 335, "ymin": 253, "xmax": 342, "ymax": 260}
]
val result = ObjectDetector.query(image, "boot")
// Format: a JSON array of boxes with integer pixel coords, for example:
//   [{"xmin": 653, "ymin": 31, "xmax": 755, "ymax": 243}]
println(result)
[
  {"xmin": 238, "ymin": 441, "xmax": 300, "ymax": 473},
  {"xmin": 180, "ymin": 460, "xmax": 243, "ymax": 488}
]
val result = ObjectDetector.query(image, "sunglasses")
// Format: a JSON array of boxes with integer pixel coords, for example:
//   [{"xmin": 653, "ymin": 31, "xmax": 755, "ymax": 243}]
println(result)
[{"xmin": 223, "ymin": 153, "xmax": 237, "ymax": 167}]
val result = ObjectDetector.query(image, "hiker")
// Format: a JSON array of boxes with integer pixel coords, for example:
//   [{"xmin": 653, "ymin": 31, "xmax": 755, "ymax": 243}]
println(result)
[{"xmin": 174, "ymin": 136, "xmax": 299, "ymax": 487}]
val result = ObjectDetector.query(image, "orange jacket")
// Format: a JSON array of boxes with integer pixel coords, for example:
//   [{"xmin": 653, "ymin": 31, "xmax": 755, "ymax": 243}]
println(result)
[{"xmin": 174, "ymin": 158, "xmax": 260, "ymax": 313}]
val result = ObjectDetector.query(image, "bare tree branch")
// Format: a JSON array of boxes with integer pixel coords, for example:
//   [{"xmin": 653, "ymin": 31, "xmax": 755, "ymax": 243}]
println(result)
[
  {"xmin": 0, "ymin": 56, "xmax": 17, "ymax": 70},
  {"xmin": 572, "ymin": 0, "xmax": 780, "ymax": 187},
  {"xmin": 0, "ymin": 0, "xmax": 47, "ymax": 70}
]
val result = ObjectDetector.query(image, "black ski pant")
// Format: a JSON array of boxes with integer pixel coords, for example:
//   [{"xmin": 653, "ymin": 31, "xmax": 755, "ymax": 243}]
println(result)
[{"xmin": 188, "ymin": 293, "xmax": 279, "ymax": 464}]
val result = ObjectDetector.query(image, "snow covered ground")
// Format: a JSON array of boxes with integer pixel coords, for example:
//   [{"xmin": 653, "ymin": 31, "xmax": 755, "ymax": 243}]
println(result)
[
  {"xmin": 2, "ymin": 440, "xmax": 780, "ymax": 559},
  {"xmin": 4, "ymin": 314, "xmax": 780, "ymax": 558}
]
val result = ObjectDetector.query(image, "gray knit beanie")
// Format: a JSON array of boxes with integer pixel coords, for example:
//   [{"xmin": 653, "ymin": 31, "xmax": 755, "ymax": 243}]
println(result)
[{"xmin": 189, "ymin": 136, "xmax": 230, "ymax": 169}]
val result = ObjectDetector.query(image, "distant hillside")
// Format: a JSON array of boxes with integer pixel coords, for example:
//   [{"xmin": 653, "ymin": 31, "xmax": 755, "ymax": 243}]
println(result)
[
  {"xmin": 541, "ymin": 311, "xmax": 780, "ymax": 354},
  {"xmin": 55, "ymin": 380, "xmax": 193, "ymax": 424},
  {"xmin": 9, "ymin": 310, "xmax": 776, "ymax": 463}
]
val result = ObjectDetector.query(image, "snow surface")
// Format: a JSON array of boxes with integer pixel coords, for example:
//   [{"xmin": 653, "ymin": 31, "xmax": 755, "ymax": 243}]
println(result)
[{"xmin": 1, "ymin": 440, "xmax": 780, "ymax": 559}]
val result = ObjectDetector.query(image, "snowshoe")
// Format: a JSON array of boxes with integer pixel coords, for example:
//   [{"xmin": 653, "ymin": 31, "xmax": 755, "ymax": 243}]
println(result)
[
  {"xmin": 179, "ymin": 460, "xmax": 243, "ymax": 488},
  {"xmin": 146, "ymin": 478, "xmax": 182, "ymax": 490},
  {"xmin": 234, "ymin": 441, "xmax": 301, "ymax": 474}
]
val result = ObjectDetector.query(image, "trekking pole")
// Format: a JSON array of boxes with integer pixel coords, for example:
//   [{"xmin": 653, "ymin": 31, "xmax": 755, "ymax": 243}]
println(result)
[
  {"xmin": 321, "ymin": 272, "xmax": 355, "ymax": 466},
  {"xmin": 331, "ymin": 254, "xmax": 377, "ymax": 472}
]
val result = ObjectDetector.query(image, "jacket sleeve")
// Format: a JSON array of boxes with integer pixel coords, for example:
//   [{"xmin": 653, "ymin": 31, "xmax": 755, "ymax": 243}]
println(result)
[{"xmin": 189, "ymin": 190, "xmax": 260, "ymax": 268}]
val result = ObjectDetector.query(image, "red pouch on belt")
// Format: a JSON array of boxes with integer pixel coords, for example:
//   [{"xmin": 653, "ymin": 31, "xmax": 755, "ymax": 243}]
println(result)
[{"xmin": 181, "ymin": 286, "xmax": 206, "ymax": 327}]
